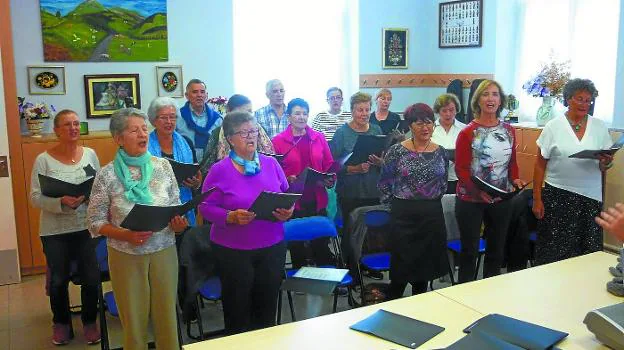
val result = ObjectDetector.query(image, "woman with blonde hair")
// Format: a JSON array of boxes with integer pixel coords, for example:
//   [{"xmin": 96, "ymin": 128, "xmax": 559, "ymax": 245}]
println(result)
[{"xmin": 370, "ymin": 88, "xmax": 407, "ymax": 134}]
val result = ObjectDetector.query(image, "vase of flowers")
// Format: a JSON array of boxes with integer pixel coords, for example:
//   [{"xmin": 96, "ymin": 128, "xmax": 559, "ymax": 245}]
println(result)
[
  {"xmin": 522, "ymin": 56, "xmax": 570, "ymax": 126},
  {"xmin": 19, "ymin": 97, "xmax": 55, "ymax": 137},
  {"xmin": 207, "ymin": 96, "xmax": 228, "ymax": 115}
]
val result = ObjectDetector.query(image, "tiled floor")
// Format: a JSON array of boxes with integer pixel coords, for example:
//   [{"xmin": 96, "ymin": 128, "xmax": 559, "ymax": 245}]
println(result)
[{"xmin": 2, "ymin": 270, "xmax": 458, "ymax": 349}]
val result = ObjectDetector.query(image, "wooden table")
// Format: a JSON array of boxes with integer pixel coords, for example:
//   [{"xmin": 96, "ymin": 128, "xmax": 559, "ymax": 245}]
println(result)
[
  {"xmin": 436, "ymin": 252, "xmax": 620, "ymax": 350},
  {"xmin": 183, "ymin": 291, "xmax": 483, "ymax": 349},
  {"xmin": 184, "ymin": 252, "xmax": 620, "ymax": 349}
]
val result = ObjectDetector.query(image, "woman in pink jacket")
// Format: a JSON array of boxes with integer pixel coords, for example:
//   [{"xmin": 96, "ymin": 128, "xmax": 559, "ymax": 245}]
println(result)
[{"xmin": 272, "ymin": 98, "xmax": 335, "ymax": 268}]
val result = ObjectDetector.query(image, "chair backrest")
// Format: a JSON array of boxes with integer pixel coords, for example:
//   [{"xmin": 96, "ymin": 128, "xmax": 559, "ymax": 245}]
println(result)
[
  {"xmin": 283, "ymin": 216, "xmax": 338, "ymax": 242},
  {"xmin": 364, "ymin": 210, "xmax": 390, "ymax": 228}
]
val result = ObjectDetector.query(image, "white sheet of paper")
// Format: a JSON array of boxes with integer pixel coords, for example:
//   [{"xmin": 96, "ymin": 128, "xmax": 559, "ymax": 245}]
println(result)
[{"xmin": 293, "ymin": 267, "xmax": 348, "ymax": 282}]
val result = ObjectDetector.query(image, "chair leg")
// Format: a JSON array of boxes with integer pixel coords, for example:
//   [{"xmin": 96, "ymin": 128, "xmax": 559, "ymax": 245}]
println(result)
[
  {"xmin": 98, "ymin": 283, "xmax": 110, "ymax": 350},
  {"xmin": 287, "ymin": 291, "xmax": 296, "ymax": 322},
  {"xmin": 474, "ymin": 253, "xmax": 483, "ymax": 281},
  {"xmin": 332, "ymin": 292, "xmax": 339, "ymax": 313},
  {"xmin": 276, "ymin": 290, "xmax": 283, "ymax": 325},
  {"xmin": 429, "ymin": 280, "xmax": 434, "ymax": 291},
  {"xmin": 176, "ymin": 304, "xmax": 183, "ymax": 347},
  {"xmin": 446, "ymin": 252, "xmax": 456, "ymax": 285}
]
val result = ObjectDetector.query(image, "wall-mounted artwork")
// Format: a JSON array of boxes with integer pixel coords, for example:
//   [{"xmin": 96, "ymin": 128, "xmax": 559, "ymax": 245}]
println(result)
[
  {"xmin": 156, "ymin": 65, "xmax": 183, "ymax": 98},
  {"xmin": 84, "ymin": 74, "xmax": 141, "ymax": 118},
  {"xmin": 27, "ymin": 65, "xmax": 66, "ymax": 95},
  {"xmin": 40, "ymin": 0, "xmax": 168, "ymax": 62},
  {"xmin": 382, "ymin": 28, "xmax": 408, "ymax": 69},
  {"xmin": 439, "ymin": 0, "xmax": 483, "ymax": 48}
]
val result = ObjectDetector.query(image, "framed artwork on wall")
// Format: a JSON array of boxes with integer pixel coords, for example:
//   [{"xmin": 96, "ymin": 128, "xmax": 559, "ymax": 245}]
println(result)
[
  {"xmin": 156, "ymin": 65, "xmax": 184, "ymax": 97},
  {"xmin": 83, "ymin": 74, "xmax": 141, "ymax": 119},
  {"xmin": 27, "ymin": 65, "xmax": 66, "ymax": 95},
  {"xmin": 439, "ymin": 0, "xmax": 483, "ymax": 48},
  {"xmin": 382, "ymin": 28, "xmax": 408, "ymax": 69}
]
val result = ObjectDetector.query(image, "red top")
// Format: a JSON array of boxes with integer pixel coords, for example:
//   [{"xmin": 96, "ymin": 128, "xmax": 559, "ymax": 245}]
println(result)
[{"xmin": 454, "ymin": 121, "xmax": 519, "ymax": 203}]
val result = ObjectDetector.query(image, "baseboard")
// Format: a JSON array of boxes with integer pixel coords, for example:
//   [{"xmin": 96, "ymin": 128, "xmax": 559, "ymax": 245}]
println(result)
[{"xmin": 0, "ymin": 249, "xmax": 21, "ymax": 285}]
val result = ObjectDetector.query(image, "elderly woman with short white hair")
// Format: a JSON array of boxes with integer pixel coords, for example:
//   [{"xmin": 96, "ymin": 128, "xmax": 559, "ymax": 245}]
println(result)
[{"xmin": 87, "ymin": 108, "xmax": 188, "ymax": 349}]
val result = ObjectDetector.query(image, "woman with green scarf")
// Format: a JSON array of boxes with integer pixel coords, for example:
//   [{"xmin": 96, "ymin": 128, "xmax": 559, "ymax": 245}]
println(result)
[{"xmin": 87, "ymin": 108, "xmax": 188, "ymax": 349}]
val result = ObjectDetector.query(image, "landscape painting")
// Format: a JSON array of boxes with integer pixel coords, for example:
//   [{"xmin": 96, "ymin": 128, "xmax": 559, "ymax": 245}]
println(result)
[{"xmin": 40, "ymin": 0, "xmax": 168, "ymax": 62}]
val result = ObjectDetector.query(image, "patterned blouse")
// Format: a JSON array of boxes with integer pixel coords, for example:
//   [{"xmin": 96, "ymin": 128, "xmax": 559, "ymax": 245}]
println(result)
[
  {"xmin": 378, "ymin": 144, "xmax": 448, "ymax": 203},
  {"xmin": 87, "ymin": 156, "xmax": 180, "ymax": 255}
]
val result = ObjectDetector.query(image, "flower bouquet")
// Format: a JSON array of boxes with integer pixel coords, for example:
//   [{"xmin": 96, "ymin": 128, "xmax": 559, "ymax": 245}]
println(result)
[
  {"xmin": 207, "ymin": 96, "xmax": 228, "ymax": 115},
  {"xmin": 19, "ymin": 97, "xmax": 55, "ymax": 136},
  {"xmin": 521, "ymin": 56, "xmax": 570, "ymax": 126}
]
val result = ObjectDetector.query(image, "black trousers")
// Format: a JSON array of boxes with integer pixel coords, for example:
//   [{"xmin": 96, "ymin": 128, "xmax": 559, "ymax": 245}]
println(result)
[
  {"xmin": 290, "ymin": 205, "xmax": 333, "ymax": 268},
  {"xmin": 41, "ymin": 230, "xmax": 100, "ymax": 325},
  {"xmin": 446, "ymin": 180, "xmax": 458, "ymax": 194},
  {"xmin": 212, "ymin": 241, "xmax": 286, "ymax": 335},
  {"xmin": 455, "ymin": 198, "xmax": 512, "ymax": 283}
]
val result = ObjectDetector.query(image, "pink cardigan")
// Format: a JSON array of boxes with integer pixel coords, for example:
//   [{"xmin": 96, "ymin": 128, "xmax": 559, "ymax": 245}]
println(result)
[{"xmin": 272, "ymin": 125, "xmax": 334, "ymax": 212}]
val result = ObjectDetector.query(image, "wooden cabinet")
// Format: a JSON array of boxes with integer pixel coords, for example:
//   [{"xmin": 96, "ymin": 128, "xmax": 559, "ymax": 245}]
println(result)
[
  {"xmin": 16, "ymin": 131, "xmax": 116, "ymax": 275},
  {"xmin": 513, "ymin": 126, "xmax": 542, "ymax": 183}
]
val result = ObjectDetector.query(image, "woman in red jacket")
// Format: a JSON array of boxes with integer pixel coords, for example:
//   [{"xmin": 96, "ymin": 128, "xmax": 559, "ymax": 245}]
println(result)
[
  {"xmin": 272, "ymin": 98, "xmax": 335, "ymax": 267},
  {"xmin": 455, "ymin": 80, "xmax": 525, "ymax": 283}
]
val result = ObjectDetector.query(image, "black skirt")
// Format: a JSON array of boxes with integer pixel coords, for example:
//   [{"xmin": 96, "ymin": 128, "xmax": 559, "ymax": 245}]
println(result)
[{"xmin": 389, "ymin": 197, "xmax": 448, "ymax": 282}]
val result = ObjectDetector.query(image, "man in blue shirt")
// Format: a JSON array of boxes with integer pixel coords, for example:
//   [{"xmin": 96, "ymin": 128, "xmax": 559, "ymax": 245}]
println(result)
[
  {"xmin": 177, "ymin": 79, "xmax": 223, "ymax": 160},
  {"xmin": 254, "ymin": 79, "xmax": 288, "ymax": 139}
]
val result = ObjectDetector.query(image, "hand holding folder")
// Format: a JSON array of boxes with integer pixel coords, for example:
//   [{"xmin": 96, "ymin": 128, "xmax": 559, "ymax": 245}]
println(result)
[
  {"xmin": 120, "ymin": 188, "xmax": 215, "ymax": 231},
  {"xmin": 346, "ymin": 135, "xmax": 387, "ymax": 166},
  {"xmin": 248, "ymin": 191, "xmax": 301, "ymax": 221},
  {"xmin": 569, "ymin": 133, "xmax": 624, "ymax": 159},
  {"xmin": 471, "ymin": 176, "xmax": 531, "ymax": 201},
  {"xmin": 167, "ymin": 159, "xmax": 200, "ymax": 184},
  {"xmin": 38, "ymin": 174, "xmax": 95, "ymax": 199}
]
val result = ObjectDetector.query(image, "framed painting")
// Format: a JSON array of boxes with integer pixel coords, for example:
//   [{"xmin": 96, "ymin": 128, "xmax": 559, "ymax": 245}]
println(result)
[
  {"xmin": 40, "ymin": 0, "xmax": 168, "ymax": 62},
  {"xmin": 382, "ymin": 28, "xmax": 408, "ymax": 69},
  {"xmin": 27, "ymin": 65, "xmax": 66, "ymax": 95},
  {"xmin": 439, "ymin": 0, "xmax": 483, "ymax": 48},
  {"xmin": 83, "ymin": 74, "xmax": 141, "ymax": 119},
  {"xmin": 156, "ymin": 65, "xmax": 184, "ymax": 98}
]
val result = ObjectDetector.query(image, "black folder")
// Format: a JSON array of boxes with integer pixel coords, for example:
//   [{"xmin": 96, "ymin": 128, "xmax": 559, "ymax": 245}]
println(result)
[
  {"xmin": 471, "ymin": 176, "xmax": 531, "ymax": 200},
  {"xmin": 446, "ymin": 331, "xmax": 524, "ymax": 350},
  {"xmin": 248, "ymin": 191, "xmax": 301, "ymax": 221},
  {"xmin": 38, "ymin": 174, "xmax": 95, "ymax": 199},
  {"xmin": 346, "ymin": 134, "xmax": 387, "ymax": 165},
  {"xmin": 328, "ymin": 152, "xmax": 353, "ymax": 173},
  {"xmin": 569, "ymin": 134, "xmax": 624, "ymax": 159},
  {"xmin": 463, "ymin": 313, "xmax": 568, "ymax": 350},
  {"xmin": 258, "ymin": 151, "xmax": 286, "ymax": 162},
  {"xmin": 167, "ymin": 159, "xmax": 199, "ymax": 184},
  {"xmin": 350, "ymin": 309, "xmax": 445, "ymax": 349},
  {"xmin": 120, "ymin": 188, "xmax": 215, "ymax": 231}
]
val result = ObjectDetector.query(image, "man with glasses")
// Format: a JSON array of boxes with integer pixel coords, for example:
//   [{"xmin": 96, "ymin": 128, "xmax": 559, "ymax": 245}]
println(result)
[
  {"xmin": 255, "ymin": 79, "xmax": 288, "ymax": 138},
  {"xmin": 311, "ymin": 87, "xmax": 352, "ymax": 141},
  {"xmin": 177, "ymin": 78, "xmax": 223, "ymax": 160}
]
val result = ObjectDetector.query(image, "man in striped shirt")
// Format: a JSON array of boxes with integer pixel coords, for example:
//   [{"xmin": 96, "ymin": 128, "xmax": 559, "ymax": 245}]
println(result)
[
  {"xmin": 255, "ymin": 79, "xmax": 288, "ymax": 139},
  {"xmin": 311, "ymin": 87, "xmax": 352, "ymax": 141}
]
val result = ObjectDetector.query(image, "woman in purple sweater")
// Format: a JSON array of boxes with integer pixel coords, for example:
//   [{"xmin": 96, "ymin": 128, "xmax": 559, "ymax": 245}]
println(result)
[{"xmin": 199, "ymin": 111, "xmax": 293, "ymax": 334}]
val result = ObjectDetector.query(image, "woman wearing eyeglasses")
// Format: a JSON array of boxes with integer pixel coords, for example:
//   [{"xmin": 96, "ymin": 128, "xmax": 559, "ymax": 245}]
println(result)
[
  {"xmin": 147, "ymin": 97, "xmax": 202, "ymax": 226},
  {"xmin": 532, "ymin": 78, "xmax": 613, "ymax": 265},
  {"xmin": 272, "ymin": 98, "xmax": 335, "ymax": 268},
  {"xmin": 379, "ymin": 103, "xmax": 450, "ymax": 299},
  {"xmin": 199, "ymin": 111, "xmax": 293, "ymax": 334}
]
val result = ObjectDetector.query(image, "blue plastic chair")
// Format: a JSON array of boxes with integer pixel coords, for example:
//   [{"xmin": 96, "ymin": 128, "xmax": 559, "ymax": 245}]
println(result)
[
  {"xmin": 278, "ymin": 216, "xmax": 354, "ymax": 324},
  {"xmin": 189, "ymin": 276, "xmax": 223, "ymax": 340},
  {"xmin": 447, "ymin": 238, "xmax": 487, "ymax": 283},
  {"xmin": 357, "ymin": 210, "xmax": 392, "ymax": 305}
]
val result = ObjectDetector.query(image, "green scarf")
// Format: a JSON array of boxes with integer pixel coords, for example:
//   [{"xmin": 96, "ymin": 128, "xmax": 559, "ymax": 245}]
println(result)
[{"xmin": 113, "ymin": 149, "xmax": 154, "ymax": 205}]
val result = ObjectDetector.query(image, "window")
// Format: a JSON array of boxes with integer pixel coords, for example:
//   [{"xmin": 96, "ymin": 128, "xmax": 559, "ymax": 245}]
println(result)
[
  {"xmin": 233, "ymin": 0, "xmax": 358, "ymax": 116},
  {"xmin": 514, "ymin": 0, "xmax": 620, "ymax": 123}
]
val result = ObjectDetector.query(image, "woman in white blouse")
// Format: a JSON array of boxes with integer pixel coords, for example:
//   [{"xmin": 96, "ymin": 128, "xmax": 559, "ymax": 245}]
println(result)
[
  {"xmin": 87, "ymin": 108, "xmax": 188, "ymax": 349},
  {"xmin": 532, "ymin": 78, "xmax": 614, "ymax": 265},
  {"xmin": 30, "ymin": 109, "xmax": 101, "ymax": 346},
  {"xmin": 431, "ymin": 93, "xmax": 466, "ymax": 194}
]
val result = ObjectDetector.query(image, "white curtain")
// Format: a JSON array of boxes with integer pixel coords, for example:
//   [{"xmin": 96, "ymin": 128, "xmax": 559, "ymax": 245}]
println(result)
[
  {"xmin": 232, "ymin": 0, "xmax": 359, "ymax": 117},
  {"xmin": 514, "ymin": 0, "xmax": 620, "ymax": 123}
]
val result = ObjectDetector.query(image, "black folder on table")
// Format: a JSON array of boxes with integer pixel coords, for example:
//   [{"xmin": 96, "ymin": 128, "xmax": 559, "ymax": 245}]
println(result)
[
  {"xmin": 120, "ymin": 188, "xmax": 215, "ymax": 231},
  {"xmin": 248, "ymin": 191, "xmax": 301, "ymax": 221},
  {"xmin": 167, "ymin": 159, "xmax": 199, "ymax": 184},
  {"xmin": 38, "ymin": 174, "xmax": 95, "ymax": 199},
  {"xmin": 350, "ymin": 309, "xmax": 444, "ymax": 349},
  {"xmin": 471, "ymin": 176, "xmax": 531, "ymax": 201},
  {"xmin": 346, "ymin": 134, "xmax": 387, "ymax": 165},
  {"xmin": 446, "ymin": 331, "xmax": 525, "ymax": 350},
  {"xmin": 569, "ymin": 134, "xmax": 624, "ymax": 159},
  {"xmin": 463, "ymin": 313, "xmax": 568, "ymax": 350}
]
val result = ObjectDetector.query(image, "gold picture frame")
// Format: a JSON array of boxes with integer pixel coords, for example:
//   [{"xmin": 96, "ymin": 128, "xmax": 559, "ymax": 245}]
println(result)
[
  {"xmin": 83, "ymin": 74, "xmax": 141, "ymax": 119},
  {"xmin": 382, "ymin": 28, "xmax": 408, "ymax": 69},
  {"xmin": 27, "ymin": 65, "xmax": 66, "ymax": 95}
]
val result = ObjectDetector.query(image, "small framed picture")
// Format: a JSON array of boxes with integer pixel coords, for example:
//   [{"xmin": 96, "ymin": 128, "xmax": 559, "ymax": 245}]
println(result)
[
  {"xmin": 382, "ymin": 28, "xmax": 408, "ymax": 69},
  {"xmin": 439, "ymin": 0, "xmax": 483, "ymax": 48},
  {"xmin": 27, "ymin": 65, "xmax": 66, "ymax": 95},
  {"xmin": 83, "ymin": 74, "xmax": 141, "ymax": 119},
  {"xmin": 156, "ymin": 65, "xmax": 184, "ymax": 98}
]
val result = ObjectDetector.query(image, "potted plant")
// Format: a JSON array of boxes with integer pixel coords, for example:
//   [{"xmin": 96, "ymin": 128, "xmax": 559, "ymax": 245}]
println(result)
[
  {"xmin": 522, "ymin": 56, "xmax": 570, "ymax": 126},
  {"xmin": 19, "ymin": 97, "xmax": 55, "ymax": 137},
  {"xmin": 207, "ymin": 95, "xmax": 228, "ymax": 115}
]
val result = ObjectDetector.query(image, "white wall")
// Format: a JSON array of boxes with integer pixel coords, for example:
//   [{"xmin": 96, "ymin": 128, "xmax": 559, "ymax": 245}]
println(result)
[{"xmin": 11, "ymin": 0, "xmax": 235, "ymax": 132}]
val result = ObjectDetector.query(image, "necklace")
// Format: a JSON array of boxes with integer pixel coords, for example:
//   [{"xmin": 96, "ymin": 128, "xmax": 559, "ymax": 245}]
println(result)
[
  {"xmin": 411, "ymin": 138, "xmax": 431, "ymax": 153},
  {"xmin": 567, "ymin": 114, "xmax": 587, "ymax": 132}
]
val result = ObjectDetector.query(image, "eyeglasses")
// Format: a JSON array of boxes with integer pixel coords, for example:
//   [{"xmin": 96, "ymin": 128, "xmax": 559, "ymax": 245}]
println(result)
[
  {"xmin": 157, "ymin": 114, "xmax": 177, "ymax": 122},
  {"xmin": 572, "ymin": 96, "xmax": 594, "ymax": 105},
  {"xmin": 413, "ymin": 121, "xmax": 434, "ymax": 128},
  {"xmin": 233, "ymin": 129, "xmax": 260, "ymax": 138},
  {"xmin": 328, "ymin": 96, "xmax": 343, "ymax": 102}
]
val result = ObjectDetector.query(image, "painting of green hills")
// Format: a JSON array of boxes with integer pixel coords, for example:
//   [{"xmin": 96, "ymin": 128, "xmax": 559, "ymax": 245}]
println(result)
[{"xmin": 40, "ymin": 0, "xmax": 168, "ymax": 62}]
